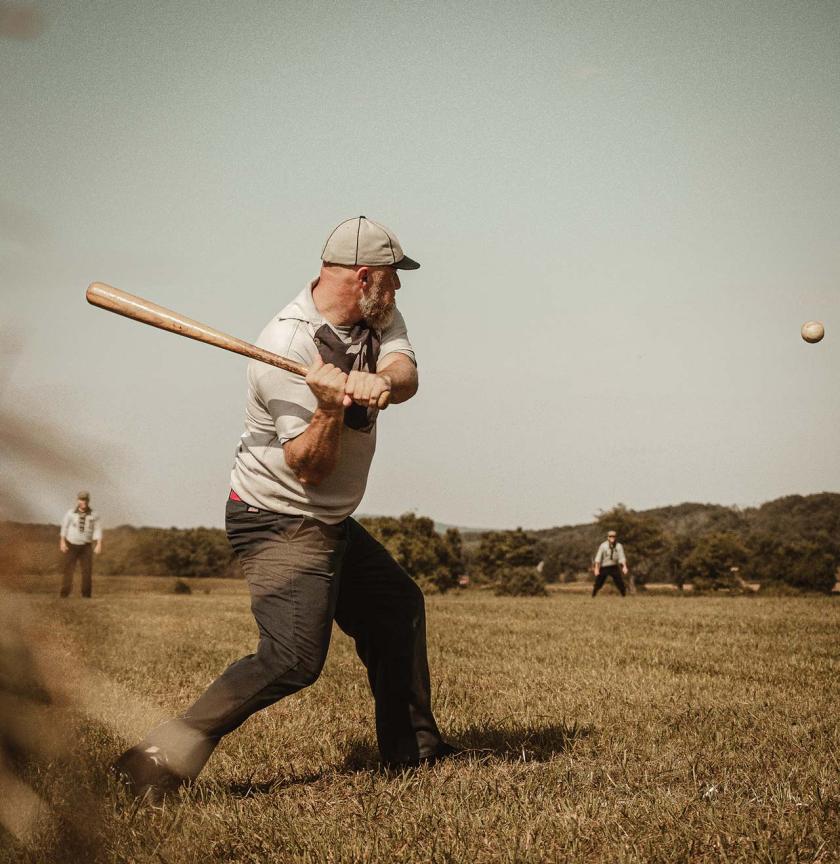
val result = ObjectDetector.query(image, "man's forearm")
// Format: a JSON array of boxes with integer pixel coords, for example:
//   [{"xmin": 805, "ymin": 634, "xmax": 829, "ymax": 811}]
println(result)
[
  {"xmin": 283, "ymin": 408, "xmax": 344, "ymax": 486},
  {"xmin": 377, "ymin": 354, "xmax": 418, "ymax": 404}
]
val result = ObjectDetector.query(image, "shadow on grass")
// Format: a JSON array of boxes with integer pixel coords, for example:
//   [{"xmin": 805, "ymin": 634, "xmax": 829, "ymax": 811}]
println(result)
[
  {"xmin": 226, "ymin": 769, "xmax": 335, "ymax": 798},
  {"xmin": 227, "ymin": 718, "xmax": 592, "ymax": 797},
  {"xmin": 453, "ymin": 717, "xmax": 593, "ymax": 762}
]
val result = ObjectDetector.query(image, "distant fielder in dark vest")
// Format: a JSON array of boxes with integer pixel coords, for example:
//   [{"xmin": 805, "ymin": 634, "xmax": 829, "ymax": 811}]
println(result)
[
  {"xmin": 59, "ymin": 491, "xmax": 102, "ymax": 598},
  {"xmin": 113, "ymin": 216, "xmax": 457, "ymax": 801},
  {"xmin": 592, "ymin": 530, "xmax": 629, "ymax": 597}
]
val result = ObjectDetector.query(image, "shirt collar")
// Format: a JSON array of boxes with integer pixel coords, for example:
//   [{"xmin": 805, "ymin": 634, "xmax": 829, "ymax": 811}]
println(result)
[{"xmin": 277, "ymin": 279, "xmax": 325, "ymax": 328}]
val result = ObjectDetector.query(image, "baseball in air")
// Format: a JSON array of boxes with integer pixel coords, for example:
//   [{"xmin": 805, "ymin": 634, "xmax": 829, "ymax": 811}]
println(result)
[{"xmin": 801, "ymin": 321, "xmax": 825, "ymax": 344}]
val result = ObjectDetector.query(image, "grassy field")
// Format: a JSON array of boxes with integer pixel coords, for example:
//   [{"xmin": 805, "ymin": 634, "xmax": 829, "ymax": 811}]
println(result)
[{"xmin": 3, "ymin": 583, "xmax": 839, "ymax": 863}]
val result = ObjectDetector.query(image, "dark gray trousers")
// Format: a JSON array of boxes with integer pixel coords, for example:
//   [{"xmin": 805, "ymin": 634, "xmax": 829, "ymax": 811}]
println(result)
[
  {"xmin": 144, "ymin": 500, "xmax": 444, "ymax": 779},
  {"xmin": 61, "ymin": 542, "xmax": 93, "ymax": 597},
  {"xmin": 592, "ymin": 565, "xmax": 627, "ymax": 596}
]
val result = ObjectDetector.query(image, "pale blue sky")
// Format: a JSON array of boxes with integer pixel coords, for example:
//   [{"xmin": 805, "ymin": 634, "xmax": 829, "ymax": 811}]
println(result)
[{"xmin": 2, "ymin": 0, "xmax": 838, "ymax": 529}]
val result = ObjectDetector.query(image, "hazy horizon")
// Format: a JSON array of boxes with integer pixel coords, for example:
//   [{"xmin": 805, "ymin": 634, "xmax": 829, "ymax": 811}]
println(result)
[
  {"xmin": 2, "ymin": 0, "xmax": 838, "ymax": 530},
  {"xmin": 6, "ymin": 489, "xmax": 839, "ymax": 537}
]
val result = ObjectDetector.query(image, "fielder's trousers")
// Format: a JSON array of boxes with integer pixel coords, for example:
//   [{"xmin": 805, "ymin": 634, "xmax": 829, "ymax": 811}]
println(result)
[
  {"xmin": 592, "ymin": 565, "xmax": 627, "ymax": 597},
  {"xmin": 142, "ymin": 499, "xmax": 445, "ymax": 780},
  {"xmin": 61, "ymin": 542, "xmax": 93, "ymax": 597}
]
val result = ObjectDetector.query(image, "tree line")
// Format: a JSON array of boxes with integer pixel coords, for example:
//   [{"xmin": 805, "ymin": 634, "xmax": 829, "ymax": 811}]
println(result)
[
  {"xmin": 3, "ymin": 523, "xmax": 240, "ymax": 580},
  {"xmin": 3, "ymin": 492, "xmax": 838, "ymax": 594},
  {"xmin": 533, "ymin": 493, "xmax": 840, "ymax": 594}
]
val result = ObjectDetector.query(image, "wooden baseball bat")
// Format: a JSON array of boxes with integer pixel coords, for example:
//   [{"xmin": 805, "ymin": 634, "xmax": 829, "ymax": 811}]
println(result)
[{"xmin": 85, "ymin": 282, "xmax": 309, "ymax": 377}]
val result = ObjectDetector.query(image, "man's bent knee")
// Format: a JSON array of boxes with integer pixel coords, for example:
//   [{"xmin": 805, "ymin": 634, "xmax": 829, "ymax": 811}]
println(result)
[
  {"xmin": 256, "ymin": 637, "xmax": 328, "ymax": 693},
  {"xmin": 285, "ymin": 657, "xmax": 326, "ymax": 690}
]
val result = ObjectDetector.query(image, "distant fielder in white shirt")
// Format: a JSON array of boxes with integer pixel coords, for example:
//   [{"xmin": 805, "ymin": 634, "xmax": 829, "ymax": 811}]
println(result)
[
  {"xmin": 59, "ymin": 491, "xmax": 102, "ymax": 598},
  {"xmin": 592, "ymin": 529, "xmax": 628, "ymax": 597}
]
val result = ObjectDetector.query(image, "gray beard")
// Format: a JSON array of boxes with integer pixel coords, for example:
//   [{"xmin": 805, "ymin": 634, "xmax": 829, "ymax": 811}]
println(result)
[{"xmin": 359, "ymin": 293, "xmax": 395, "ymax": 330}]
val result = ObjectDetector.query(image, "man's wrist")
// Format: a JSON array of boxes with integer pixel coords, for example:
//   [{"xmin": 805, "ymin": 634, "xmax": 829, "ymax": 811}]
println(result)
[{"xmin": 316, "ymin": 404, "xmax": 345, "ymax": 418}]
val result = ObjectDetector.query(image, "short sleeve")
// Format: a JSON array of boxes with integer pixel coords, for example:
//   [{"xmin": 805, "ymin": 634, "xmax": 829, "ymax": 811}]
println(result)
[
  {"xmin": 251, "ymin": 319, "xmax": 319, "ymax": 445},
  {"xmin": 378, "ymin": 308, "xmax": 416, "ymax": 366}
]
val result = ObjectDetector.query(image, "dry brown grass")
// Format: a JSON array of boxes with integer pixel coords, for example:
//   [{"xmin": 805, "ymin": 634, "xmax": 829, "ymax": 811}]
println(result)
[{"xmin": 1, "ymin": 585, "xmax": 838, "ymax": 863}]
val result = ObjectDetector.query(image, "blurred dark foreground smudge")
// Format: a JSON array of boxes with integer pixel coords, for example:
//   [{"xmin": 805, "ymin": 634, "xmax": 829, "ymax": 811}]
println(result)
[
  {"xmin": 0, "ymin": 375, "xmax": 105, "ymax": 859},
  {"xmin": 0, "ymin": 597, "xmax": 106, "ymax": 862},
  {"xmin": 0, "ymin": 2, "xmax": 45, "ymax": 40}
]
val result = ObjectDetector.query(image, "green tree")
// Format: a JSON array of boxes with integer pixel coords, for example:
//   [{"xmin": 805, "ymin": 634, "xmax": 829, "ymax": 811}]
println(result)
[
  {"xmin": 136, "ymin": 527, "xmax": 235, "ymax": 578},
  {"xmin": 751, "ymin": 494, "xmax": 840, "ymax": 555},
  {"xmin": 746, "ymin": 532, "xmax": 837, "ymax": 593},
  {"xmin": 359, "ymin": 513, "xmax": 464, "ymax": 593},
  {"xmin": 473, "ymin": 528, "xmax": 540, "ymax": 583},
  {"xmin": 441, "ymin": 528, "xmax": 466, "ymax": 585},
  {"xmin": 663, "ymin": 534, "xmax": 697, "ymax": 589},
  {"xmin": 683, "ymin": 532, "xmax": 748, "ymax": 592},
  {"xmin": 540, "ymin": 545, "xmax": 566, "ymax": 583},
  {"xmin": 494, "ymin": 565, "xmax": 547, "ymax": 597}
]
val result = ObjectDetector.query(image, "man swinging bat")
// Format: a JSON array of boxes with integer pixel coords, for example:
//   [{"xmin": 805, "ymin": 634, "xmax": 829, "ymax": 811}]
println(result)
[{"xmin": 112, "ymin": 216, "xmax": 457, "ymax": 800}]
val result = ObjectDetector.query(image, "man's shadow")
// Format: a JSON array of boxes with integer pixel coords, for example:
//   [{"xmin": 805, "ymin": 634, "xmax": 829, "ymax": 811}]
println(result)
[
  {"xmin": 451, "ymin": 717, "xmax": 593, "ymax": 763},
  {"xmin": 227, "ymin": 718, "xmax": 593, "ymax": 798}
]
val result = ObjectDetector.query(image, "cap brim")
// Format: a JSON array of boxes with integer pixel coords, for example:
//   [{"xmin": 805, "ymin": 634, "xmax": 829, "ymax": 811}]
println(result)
[{"xmin": 394, "ymin": 255, "xmax": 420, "ymax": 270}]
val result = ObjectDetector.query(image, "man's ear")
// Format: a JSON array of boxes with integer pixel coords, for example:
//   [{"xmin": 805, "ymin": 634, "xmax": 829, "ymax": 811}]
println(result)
[{"xmin": 356, "ymin": 266, "xmax": 369, "ymax": 286}]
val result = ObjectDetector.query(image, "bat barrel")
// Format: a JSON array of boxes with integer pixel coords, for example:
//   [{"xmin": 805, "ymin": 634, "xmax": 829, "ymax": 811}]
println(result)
[{"xmin": 86, "ymin": 282, "xmax": 309, "ymax": 377}]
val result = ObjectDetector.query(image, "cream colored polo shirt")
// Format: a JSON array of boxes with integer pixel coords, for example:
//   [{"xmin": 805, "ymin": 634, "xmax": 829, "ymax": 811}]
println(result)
[
  {"xmin": 229, "ymin": 280, "xmax": 415, "ymax": 523},
  {"xmin": 595, "ymin": 540, "xmax": 627, "ymax": 567},
  {"xmin": 60, "ymin": 508, "xmax": 102, "ymax": 544}
]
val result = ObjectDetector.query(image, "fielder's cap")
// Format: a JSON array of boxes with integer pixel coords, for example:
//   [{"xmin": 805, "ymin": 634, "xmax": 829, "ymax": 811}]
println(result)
[
  {"xmin": 77, "ymin": 491, "xmax": 90, "ymax": 500},
  {"xmin": 321, "ymin": 216, "xmax": 420, "ymax": 270}
]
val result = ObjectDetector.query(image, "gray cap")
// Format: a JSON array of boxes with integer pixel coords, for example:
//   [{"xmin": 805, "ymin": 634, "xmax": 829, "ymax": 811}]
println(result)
[
  {"xmin": 77, "ymin": 491, "xmax": 90, "ymax": 500},
  {"xmin": 321, "ymin": 216, "xmax": 420, "ymax": 270}
]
